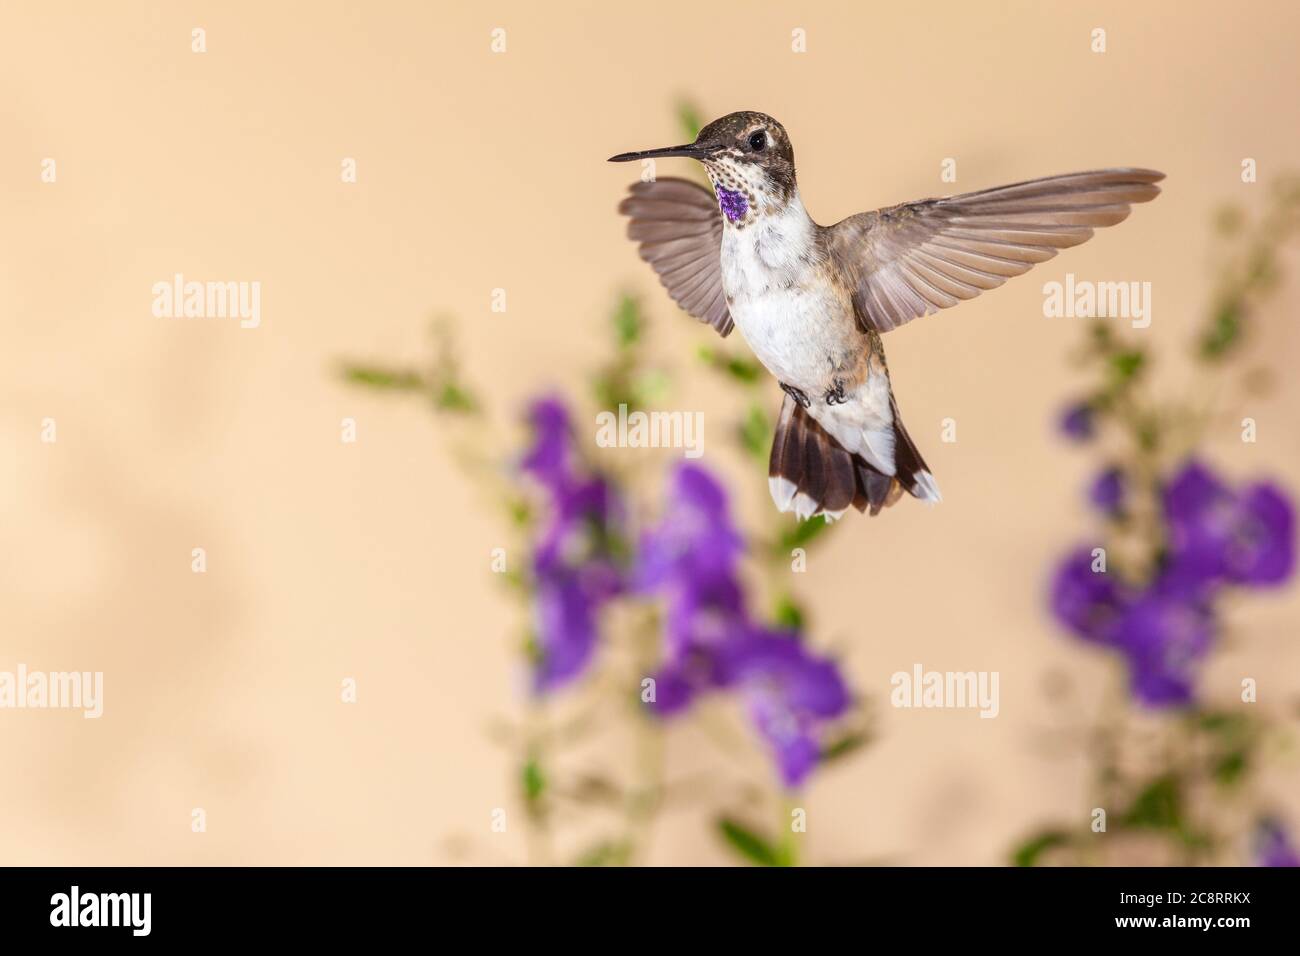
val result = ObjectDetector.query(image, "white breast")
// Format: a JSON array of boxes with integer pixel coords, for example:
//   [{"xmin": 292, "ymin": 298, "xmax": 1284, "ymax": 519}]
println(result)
[{"xmin": 720, "ymin": 194, "xmax": 839, "ymax": 389}]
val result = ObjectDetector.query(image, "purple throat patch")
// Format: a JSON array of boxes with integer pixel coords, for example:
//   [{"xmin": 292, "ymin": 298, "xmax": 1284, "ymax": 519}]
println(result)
[{"xmin": 717, "ymin": 187, "xmax": 748, "ymax": 223}]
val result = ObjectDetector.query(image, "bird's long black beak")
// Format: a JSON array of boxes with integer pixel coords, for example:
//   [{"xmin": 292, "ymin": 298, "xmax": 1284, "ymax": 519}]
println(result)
[{"xmin": 607, "ymin": 143, "xmax": 719, "ymax": 163}]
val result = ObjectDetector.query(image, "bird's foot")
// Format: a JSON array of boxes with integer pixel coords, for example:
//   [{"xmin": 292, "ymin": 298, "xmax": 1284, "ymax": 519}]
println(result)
[
  {"xmin": 780, "ymin": 382, "xmax": 812, "ymax": 409},
  {"xmin": 824, "ymin": 378, "xmax": 849, "ymax": 405}
]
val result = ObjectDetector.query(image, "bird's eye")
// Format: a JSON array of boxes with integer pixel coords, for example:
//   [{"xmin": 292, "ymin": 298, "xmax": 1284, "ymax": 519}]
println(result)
[{"xmin": 748, "ymin": 131, "xmax": 766, "ymax": 151}]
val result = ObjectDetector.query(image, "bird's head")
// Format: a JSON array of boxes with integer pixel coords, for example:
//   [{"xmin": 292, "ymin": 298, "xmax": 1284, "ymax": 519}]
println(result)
[{"xmin": 609, "ymin": 111, "xmax": 796, "ymax": 224}]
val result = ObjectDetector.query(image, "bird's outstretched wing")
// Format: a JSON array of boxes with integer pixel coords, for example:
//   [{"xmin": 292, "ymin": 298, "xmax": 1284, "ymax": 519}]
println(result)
[
  {"xmin": 824, "ymin": 168, "xmax": 1164, "ymax": 334},
  {"xmin": 618, "ymin": 177, "xmax": 733, "ymax": 337}
]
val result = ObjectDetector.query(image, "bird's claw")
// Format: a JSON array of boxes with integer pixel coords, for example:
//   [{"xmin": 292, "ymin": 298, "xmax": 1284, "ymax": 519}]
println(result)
[
  {"xmin": 780, "ymin": 382, "xmax": 811, "ymax": 409},
  {"xmin": 824, "ymin": 379, "xmax": 849, "ymax": 405}
]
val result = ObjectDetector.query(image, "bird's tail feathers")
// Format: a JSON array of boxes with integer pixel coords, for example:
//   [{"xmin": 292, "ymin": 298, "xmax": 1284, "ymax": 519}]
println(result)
[
  {"xmin": 890, "ymin": 396, "xmax": 941, "ymax": 505},
  {"xmin": 768, "ymin": 394, "xmax": 939, "ymax": 520}
]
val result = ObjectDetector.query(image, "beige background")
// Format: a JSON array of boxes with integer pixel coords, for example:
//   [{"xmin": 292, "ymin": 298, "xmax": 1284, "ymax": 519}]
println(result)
[{"xmin": 2, "ymin": 1, "xmax": 1298, "ymax": 865}]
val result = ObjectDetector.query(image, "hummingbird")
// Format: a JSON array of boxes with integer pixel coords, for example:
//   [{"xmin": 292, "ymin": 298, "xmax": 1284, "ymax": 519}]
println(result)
[{"xmin": 610, "ymin": 110, "xmax": 1163, "ymax": 521}]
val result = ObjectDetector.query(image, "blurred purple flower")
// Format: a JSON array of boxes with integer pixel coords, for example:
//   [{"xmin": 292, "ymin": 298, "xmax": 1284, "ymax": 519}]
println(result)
[
  {"xmin": 733, "ymin": 631, "xmax": 850, "ymax": 787},
  {"xmin": 521, "ymin": 397, "xmax": 625, "ymax": 694},
  {"xmin": 639, "ymin": 464, "xmax": 751, "ymax": 709},
  {"xmin": 1226, "ymin": 483, "xmax": 1295, "ymax": 585},
  {"xmin": 1161, "ymin": 460, "xmax": 1237, "ymax": 594},
  {"xmin": 1163, "ymin": 460, "xmax": 1295, "ymax": 590},
  {"xmin": 664, "ymin": 574, "xmax": 745, "ymax": 657},
  {"xmin": 1089, "ymin": 466, "xmax": 1126, "ymax": 516},
  {"xmin": 518, "ymin": 426, "xmax": 856, "ymax": 783},
  {"xmin": 520, "ymin": 396, "xmax": 576, "ymax": 494},
  {"xmin": 649, "ymin": 576, "xmax": 750, "ymax": 714},
  {"xmin": 533, "ymin": 476, "xmax": 622, "ymax": 594},
  {"xmin": 641, "ymin": 462, "xmax": 852, "ymax": 787},
  {"xmin": 1112, "ymin": 591, "xmax": 1215, "ymax": 707},
  {"xmin": 1049, "ymin": 547, "xmax": 1125, "ymax": 643},
  {"xmin": 637, "ymin": 463, "xmax": 744, "ymax": 592},
  {"xmin": 1254, "ymin": 818, "xmax": 1300, "ymax": 867},
  {"xmin": 1058, "ymin": 402, "xmax": 1096, "ymax": 442},
  {"xmin": 651, "ymin": 623, "xmax": 850, "ymax": 787},
  {"xmin": 1051, "ymin": 548, "xmax": 1216, "ymax": 707},
  {"xmin": 533, "ymin": 578, "xmax": 600, "ymax": 692},
  {"xmin": 1052, "ymin": 458, "xmax": 1295, "ymax": 709}
]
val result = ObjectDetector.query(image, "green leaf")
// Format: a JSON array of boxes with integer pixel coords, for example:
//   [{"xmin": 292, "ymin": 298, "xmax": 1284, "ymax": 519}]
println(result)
[
  {"xmin": 340, "ymin": 364, "xmax": 425, "ymax": 391},
  {"xmin": 1212, "ymin": 749, "xmax": 1248, "ymax": 786},
  {"xmin": 820, "ymin": 730, "xmax": 870, "ymax": 765},
  {"xmin": 1087, "ymin": 320, "xmax": 1115, "ymax": 353},
  {"xmin": 772, "ymin": 594, "xmax": 805, "ymax": 631},
  {"xmin": 776, "ymin": 515, "xmax": 834, "ymax": 553},
  {"xmin": 506, "ymin": 497, "xmax": 533, "ymax": 528},
  {"xmin": 717, "ymin": 817, "xmax": 783, "ymax": 867},
  {"xmin": 1011, "ymin": 830, "xmax": 1072, "ymax": 867},
  {"xmin": 434, "ymin": 381, "xmax": 478, "ymax": 413},
  {"xmin": 1200, "ymin": 302, "xmax": 1242, "ymax": 359},
  {"xmin": 697, "ymin": 346, "xmax": 764, "ymax": 384},
  {"xmin": 1108, "ymin": 349, "xmax": 1146, "ymax": 382},
  {"xmin": 676, "ymin": 100, "xmax": 703, "ymax": 142},
  {"xmin": 613, "ymin": 294, "xmax": 642, "ymax": 349},
  {"xmin": 521, "ymin": 631, "xmax": 541, "ymax": 666},
  {"xmin": 736, "ymin": 402, "xmax": 772, "ymax": 463},
  {"xmin": 521, "ymin": 759, "xmax": 546, "ymax": 806},
  {"xmin": 1177, "ymin": 828, "xmax": 1216, "ymax": 851},
  {"xmin": 591, "ymin": 375, "xmax": 634, "ymax": 413},
  {"xmin": 635, "ymin": 369, "xmax": 672, "ymax": 403},
  {"xmin": 1123, "ymin": 775, "xmax": 1182, "ymax": 830},
  {"xmin": 1197, "ymin": 711, "xmax": 1250, "ymax": 737}
]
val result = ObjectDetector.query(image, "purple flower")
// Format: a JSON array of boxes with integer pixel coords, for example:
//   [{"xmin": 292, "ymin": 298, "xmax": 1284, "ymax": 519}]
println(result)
[
  {"xmin": 1050, "ymin": 544, "xmax": 1219, "ymax": 706},
  {"xmin": 1050, "ymin": 440, "xmax": 1294, "ymax": 712},
  {"xmin": 519, "ymin": 396, "xmax": 626, "ymax": 694},
  {"xmin": 1049, "ymin": 547, "xmax": 1125, "ymax": 643},
  {"xmin": 638, "ymin": 464, "xmax": 750, "ymax": 709},
  {"xmin": 1058, "ymin": 402, "xmax": 1095, "ymax": 442},
  {"xmin": 1161, "ymin": 461, "xmax": 1236, "ymax": 593},
  {"xmin": 650, "ymin": 612, "xmax": 850, "ymax": 787},
  {"xmin": 646, "ymin": 664, "xmax": 697, "ymax": 715},
  {"xmin": 533, "ymin": 476, "xmax": 623, "ymax": 596},
  {"xmin": 529, "ymin": 480, "xmax": 624, "ymax": 692},
  {"xmin": 1164, "ymin": 459, "xmax": 1226, "ymax": 523},
  {"xmin": 637, "ymin": 463, "xmax": 744, "ymax": 592},
  {"xmin": 664, "ymin": 574, "xmax": 746, "ymax": 659},
  {"xmin": 520, "ymin": 396, "xmax": 576, "ymax": 494},
  {"xmin": 733, "ymin": 632, "xmax": 850, "ymax": 788},
  {"xmin": 639, "ymin": 461, "xmax": 853, "ymax": 786},
  {"xmin": 1089, "ymin": 467, "xmax": 1126, "ymax": 516},
  {"xmin": 648, "ymin": 576, "xmax": 751, "ymax": 713},
  {"xmin": 1226, "ymin": 483, "xmax": 1295, "ymax": 585},
  {"xmin": 532, "ymin": 577, "xmax": 599, "ymax": 692},
  {"xmin": 1111, "ymin": 591, "xmax": 1215, "ymax": 707},
  {"xmin": 1163, "ymin": 460, "xmax": 1296, "ymax": 590},
  {"xmin": 1254, "ymin": 818, "xmax": 1300, "ymax": 867}
]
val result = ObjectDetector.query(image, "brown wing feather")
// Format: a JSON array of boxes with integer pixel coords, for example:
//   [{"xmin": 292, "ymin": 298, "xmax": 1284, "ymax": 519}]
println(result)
[
  {"xmin": 825, "ymin": 168, "xmax": 1164, "ymax": 333},
  {"xmin": 618, "ymin": 177, "xmax": 733, "ymax": 337}
]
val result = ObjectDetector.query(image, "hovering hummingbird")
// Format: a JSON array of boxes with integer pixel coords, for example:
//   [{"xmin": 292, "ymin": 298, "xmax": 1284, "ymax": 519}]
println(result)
[{"xmin": 610, "ymin": 111, "xmax": 1163, "ymax": 521}]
